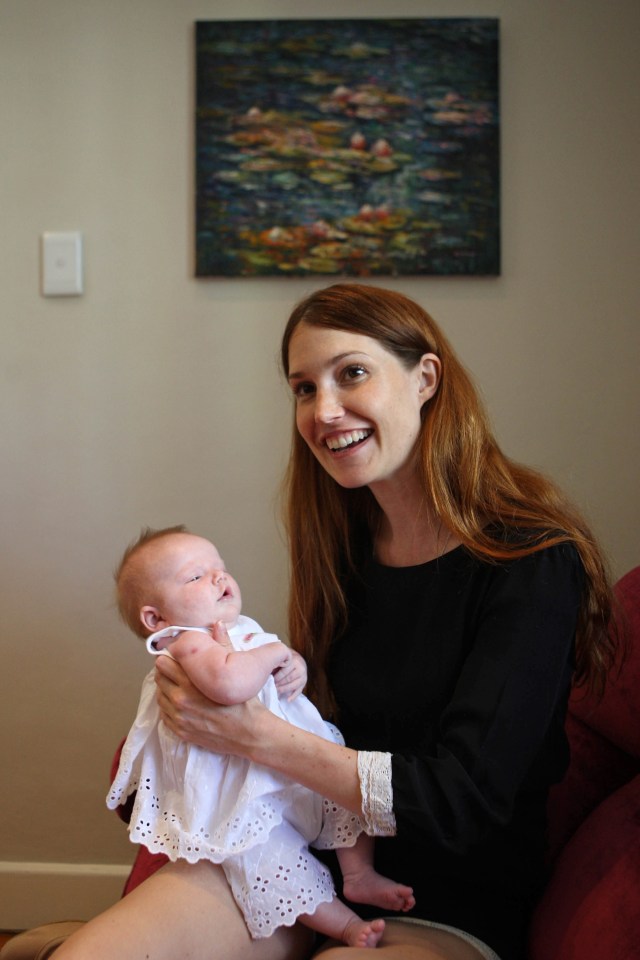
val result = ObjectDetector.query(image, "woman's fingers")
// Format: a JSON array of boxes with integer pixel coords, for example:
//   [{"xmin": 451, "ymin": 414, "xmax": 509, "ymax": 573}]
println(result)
[
  {"xmin": 155, "ymin": 659, "xmax": 207, "ymax": 737},
  {"xmin": 155, "ymin": 650, "xmax": 184, "ymax": 683}
]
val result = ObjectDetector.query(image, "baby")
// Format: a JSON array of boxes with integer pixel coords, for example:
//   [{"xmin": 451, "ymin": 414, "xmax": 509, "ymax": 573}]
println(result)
[{"xmin": 108, "ymin": 526, "xmax": 415, "ymax": 947}]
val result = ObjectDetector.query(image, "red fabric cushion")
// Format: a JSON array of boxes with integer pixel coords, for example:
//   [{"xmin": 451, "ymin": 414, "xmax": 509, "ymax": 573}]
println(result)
[
  {"xmin": 546, "ymin": 712, "xmax": 638, "ymax": 861},
  {"xmin": 545, "ymin": 566, "xmax": 640, "ymax": 860},
  {"xmin": 569, "ymin": 566, "xmax": 640, "ymax": 758},
  {"xmin": 529, "ymin": 774, "xmax": 640, "ymax": 960}
]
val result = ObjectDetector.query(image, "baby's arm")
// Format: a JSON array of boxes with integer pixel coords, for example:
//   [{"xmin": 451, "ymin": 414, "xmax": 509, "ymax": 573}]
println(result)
[{"xmin": 166, "ymin": 626, "xmax": 292, "ymax": 705}]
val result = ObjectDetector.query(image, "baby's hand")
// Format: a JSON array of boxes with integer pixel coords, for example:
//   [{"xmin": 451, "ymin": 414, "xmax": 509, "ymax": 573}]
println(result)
[{"xmin": 273, "ymin": 649, "xmax": 307, "ymax": 701}]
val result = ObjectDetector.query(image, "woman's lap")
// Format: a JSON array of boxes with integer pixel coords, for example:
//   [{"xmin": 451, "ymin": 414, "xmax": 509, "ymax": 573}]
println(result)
[
  {"xmin": 54, "ymin": 860, "xmax": 313, "ymax": 960},
  {"xmin": 312, "ymin": 919, "xmax": 494, "ymax": 960},
  {"xmin": 53, "ymin": 861, "xmax": 494, "ymax": 960}
]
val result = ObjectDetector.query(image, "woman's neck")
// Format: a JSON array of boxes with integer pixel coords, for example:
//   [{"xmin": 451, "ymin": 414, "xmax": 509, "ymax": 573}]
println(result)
[{"xmin": 370, "ymin": 478, "xmax": 458, "ymax": 567}]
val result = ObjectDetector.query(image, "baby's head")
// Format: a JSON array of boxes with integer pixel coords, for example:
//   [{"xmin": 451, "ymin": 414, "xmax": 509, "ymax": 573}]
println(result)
[{"xmin": 115, "ymin": 525, "xmax": 242, "ymax": 639}]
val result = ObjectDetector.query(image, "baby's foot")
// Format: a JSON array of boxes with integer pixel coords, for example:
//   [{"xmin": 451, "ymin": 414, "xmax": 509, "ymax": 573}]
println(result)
[
  {"xmin": 343, "ymin": 869, "xmax": 415, "ymax": 913},
  {"xmin": 342, "ymin": 917, "xmax": 386, "ymax": 948}
]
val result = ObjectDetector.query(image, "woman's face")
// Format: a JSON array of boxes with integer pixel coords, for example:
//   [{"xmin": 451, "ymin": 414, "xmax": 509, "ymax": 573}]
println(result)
[{"xmin": 287, "ymin": 322, "xmax": 439, "ymax": 494}]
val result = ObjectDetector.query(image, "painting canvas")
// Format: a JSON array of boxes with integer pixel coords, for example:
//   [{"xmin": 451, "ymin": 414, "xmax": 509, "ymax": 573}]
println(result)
[{"xmin": 195, "ymin": 18, "xmax": 500, "ymax": 278}]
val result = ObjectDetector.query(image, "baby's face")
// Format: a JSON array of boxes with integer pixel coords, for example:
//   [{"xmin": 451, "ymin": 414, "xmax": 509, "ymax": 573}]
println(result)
[{"xmin": 141, "ymin": 533, "xmax": 242, "ymax": 630}]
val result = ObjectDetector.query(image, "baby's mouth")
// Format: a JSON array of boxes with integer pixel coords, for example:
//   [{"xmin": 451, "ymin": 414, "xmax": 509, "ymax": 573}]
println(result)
[
  {"xmin": 326, "ymin": 429, "xmax": 372, "ymax": 452},
  {"xmin": 217, "ymin": 584, "xmax": 231, "ymax": 601}
]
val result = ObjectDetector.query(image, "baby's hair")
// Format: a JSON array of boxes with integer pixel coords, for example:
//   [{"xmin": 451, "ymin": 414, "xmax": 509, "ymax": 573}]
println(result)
[{"xmin": 115, "ymin": 525, "xmax": 189, "ymax": 638}]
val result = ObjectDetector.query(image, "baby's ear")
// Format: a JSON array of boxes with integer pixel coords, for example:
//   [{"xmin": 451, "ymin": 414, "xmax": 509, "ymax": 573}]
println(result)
[{"xmin": 140, "ymin": 606, "xmax": 165, "ymax": 632}]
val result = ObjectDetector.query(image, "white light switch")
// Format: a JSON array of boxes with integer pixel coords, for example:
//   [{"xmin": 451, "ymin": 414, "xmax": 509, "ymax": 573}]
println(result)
[{"xmin": 41, "ymin": 231, "xmax": 83, "ymax": 296}]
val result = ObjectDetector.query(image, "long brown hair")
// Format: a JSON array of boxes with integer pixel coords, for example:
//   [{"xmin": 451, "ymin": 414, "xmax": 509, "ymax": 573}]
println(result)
[{"xmin": 281, "ymin": 283, "xmax": 618, "ymax": 715}]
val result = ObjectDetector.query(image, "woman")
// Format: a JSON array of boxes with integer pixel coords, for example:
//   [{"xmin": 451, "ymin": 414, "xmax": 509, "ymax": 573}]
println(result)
[{"xmin": 57, "ymin": 283, "xmax": 617, "ymax": 960}]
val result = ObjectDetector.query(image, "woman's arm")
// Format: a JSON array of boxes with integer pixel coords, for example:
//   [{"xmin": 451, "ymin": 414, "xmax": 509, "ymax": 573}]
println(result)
[
  {"xmin": 167, "ymin": 628, "xmax": 292, "ymax": 706},
  {"xmin": 155, "ymin": 652, "xmax": 364, "ymax": 815}
]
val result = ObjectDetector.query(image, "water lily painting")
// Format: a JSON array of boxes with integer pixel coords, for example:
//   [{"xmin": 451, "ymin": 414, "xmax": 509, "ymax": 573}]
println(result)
[{"xmin": 195, "ymin": 18, "xmax": 500, "ymax": 277}]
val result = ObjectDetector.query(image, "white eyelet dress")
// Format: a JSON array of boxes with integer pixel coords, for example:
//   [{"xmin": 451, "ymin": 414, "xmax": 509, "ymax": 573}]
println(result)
[{"xmin": 107, "ymin": 615, "xmax": 363, "ymax": 938}]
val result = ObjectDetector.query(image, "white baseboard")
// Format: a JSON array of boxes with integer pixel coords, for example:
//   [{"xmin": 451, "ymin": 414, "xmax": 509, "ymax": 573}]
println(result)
[{"xmin": 0, "ymin": 861, "xmax": 132, "ymax": 931}]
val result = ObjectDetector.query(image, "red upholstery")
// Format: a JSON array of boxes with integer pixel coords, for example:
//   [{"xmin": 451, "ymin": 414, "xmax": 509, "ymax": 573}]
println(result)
[
  {"xmin": 570, "ymin": 566, "xmax": 640, "ymax": 757},
  {"xmin": 528, "ymin": 565, "xmax": 640, "ymax": 959},
  {"xmin": 112, "ymin": 567, "xmax": 640, "ymax": 957},
  {"xmin": 529, "ymin": 775, "xmax": 640, "ymax": 959}
]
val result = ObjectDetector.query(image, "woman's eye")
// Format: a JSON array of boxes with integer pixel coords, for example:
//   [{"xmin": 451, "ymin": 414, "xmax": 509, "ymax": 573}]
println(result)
[
  {"xmin": 292, "ymin": 381, "xmax": 315, "ymax": 399},
  {"xmin": 343, "ymin": 364, "xmax": 366, "ymax": 382}
]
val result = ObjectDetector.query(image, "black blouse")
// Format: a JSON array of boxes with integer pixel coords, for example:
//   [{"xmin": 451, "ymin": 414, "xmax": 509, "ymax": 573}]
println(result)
[{"xmin": 327, "ymin": 539, "xmax": 582, "ymax": 959}]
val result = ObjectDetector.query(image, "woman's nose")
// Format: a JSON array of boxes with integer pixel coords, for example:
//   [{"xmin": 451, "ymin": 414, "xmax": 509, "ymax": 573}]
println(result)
[{"xmin": 314, "ymin": 388, "xmax": 343, "ymax": 423}]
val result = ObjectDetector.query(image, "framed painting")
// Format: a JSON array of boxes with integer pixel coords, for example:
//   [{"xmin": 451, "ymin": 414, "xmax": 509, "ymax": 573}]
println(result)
[{"xmin": 195, "ymin": 18, "xmax": 500, "ymax": 277}]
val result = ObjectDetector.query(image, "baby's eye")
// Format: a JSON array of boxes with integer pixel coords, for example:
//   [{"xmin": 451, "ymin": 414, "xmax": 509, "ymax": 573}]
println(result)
[{"xmin": 187, "ymin": 574, "xmax": 202, "ymax": 583}]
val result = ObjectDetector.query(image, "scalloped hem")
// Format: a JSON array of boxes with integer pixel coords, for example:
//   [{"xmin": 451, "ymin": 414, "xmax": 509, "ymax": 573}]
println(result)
[
  {"xmin": 127, "ymin": 816, "xmax": 278, "ymax": 865},
  {"xmin": 243, "ymin": 887, "xmax": 336, "ymax": 940}
]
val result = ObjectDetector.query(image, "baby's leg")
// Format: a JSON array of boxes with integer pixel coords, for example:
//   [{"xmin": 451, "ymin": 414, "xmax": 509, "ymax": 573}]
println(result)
[
  {"xmin": 300, "ymin": 897, "xmax": 385, "ymax": 949},
  {"xmin": 337, "ymin": 834, "xmax": 415, "ymax": 913}
]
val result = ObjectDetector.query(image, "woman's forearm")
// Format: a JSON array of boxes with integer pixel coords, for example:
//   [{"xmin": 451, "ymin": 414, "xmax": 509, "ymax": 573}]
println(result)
[{"xmin": 250, "ymin": 707, "xmax": 364, "ymax": 815}]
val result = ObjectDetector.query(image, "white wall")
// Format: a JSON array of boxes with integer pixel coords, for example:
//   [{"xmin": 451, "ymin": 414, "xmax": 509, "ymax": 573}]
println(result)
[{"xmin": 1, "ymin": 0, "xmax": 639, "ymax": 927}]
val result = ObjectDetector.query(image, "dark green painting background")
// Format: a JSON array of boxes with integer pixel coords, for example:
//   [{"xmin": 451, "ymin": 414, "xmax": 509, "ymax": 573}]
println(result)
[{"xmin": 195, "ymin": 18, "xmax": 500, "ymax": 277}]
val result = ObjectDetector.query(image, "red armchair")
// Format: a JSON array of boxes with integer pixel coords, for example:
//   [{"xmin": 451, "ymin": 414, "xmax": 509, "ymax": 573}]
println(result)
[{"xmin": 528, "ymin": 564, "xmax": 640, "ymax": 958}]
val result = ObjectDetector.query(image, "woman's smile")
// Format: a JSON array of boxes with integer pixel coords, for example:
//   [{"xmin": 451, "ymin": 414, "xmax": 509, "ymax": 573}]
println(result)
[{"xmin": 325, "ymin": 428, "xmax": 373, "ymax": 452}]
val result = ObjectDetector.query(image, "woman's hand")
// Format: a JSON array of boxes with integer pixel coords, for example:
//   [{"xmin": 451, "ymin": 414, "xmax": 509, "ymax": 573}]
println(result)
[{"xmin": 155, "ymin": 648, "xmax": 266, "ymax": 758}]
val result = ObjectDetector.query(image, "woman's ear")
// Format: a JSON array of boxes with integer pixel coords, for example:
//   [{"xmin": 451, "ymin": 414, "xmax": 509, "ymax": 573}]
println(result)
[
  {"xmin": 140, "ymin": 606, "xmax": 166, "ymax": 633},
  {"xmin": 417, "ymin": 353, "xmax": 441, "ymax": 404}
]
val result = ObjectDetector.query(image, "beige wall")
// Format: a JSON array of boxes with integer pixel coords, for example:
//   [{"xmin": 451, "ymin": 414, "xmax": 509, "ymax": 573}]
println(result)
[{"xmin": 1, "ymin": 0, "xmax": 639, "ymax": 926}]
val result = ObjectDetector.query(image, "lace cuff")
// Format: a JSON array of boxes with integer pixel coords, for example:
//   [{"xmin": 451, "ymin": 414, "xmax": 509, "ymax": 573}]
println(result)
[{"xmin": 357, "ymin": 750, "xmax": 396, "ymax": 837}]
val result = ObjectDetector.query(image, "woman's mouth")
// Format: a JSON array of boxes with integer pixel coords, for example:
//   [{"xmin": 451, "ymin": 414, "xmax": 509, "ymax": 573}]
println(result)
[{"xmin": 325, "ymin": 429, "xmax": 372, "ymax": 452}]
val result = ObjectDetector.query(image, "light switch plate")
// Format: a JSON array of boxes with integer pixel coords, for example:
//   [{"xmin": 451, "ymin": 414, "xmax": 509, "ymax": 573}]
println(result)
[{"xmin": 41, "ymin": 231, "xmax": 83, "ymax": 296}]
